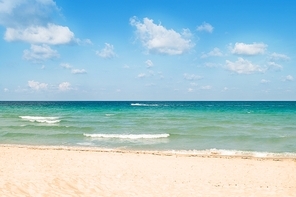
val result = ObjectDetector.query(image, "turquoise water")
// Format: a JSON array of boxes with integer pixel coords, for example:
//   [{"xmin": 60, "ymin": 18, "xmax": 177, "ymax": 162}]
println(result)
[{"xmin": 0, "ymin": 101, "xmax": 296, "ymax": 156}]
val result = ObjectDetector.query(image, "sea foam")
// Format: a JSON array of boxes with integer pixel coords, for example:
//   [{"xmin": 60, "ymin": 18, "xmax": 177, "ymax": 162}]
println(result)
[
  {"xmin": 19, "ymin": 116, "xmax": 60, "ymax": 124},
  {"xmin": 131, "ymin": 103, "xmax": 159, "ymax": 107},
  {"xmin": 83, "ymin": 133, "xmax": 170, "ymax": 139},
  {"xmin": 169, "ymin": 149, "xmax": 296, "ymax": 158}
]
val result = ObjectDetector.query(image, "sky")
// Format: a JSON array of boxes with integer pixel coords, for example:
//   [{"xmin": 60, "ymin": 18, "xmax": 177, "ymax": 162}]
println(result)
[{"xmin": 0, "ymin": 0, "xmax": 295, "ymax": 101}]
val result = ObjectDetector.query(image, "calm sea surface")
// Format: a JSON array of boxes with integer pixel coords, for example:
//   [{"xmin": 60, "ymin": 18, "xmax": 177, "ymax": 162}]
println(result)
[{"xmin": 1, "ymin": 101, "xmax": 296, "ymax": 157}]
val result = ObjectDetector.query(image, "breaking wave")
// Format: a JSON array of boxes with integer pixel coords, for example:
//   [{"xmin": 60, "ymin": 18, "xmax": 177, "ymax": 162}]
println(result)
[
  {"xmin": 131, "ymin": 103, "xmax": 159, "ymax": 107},
  {"xmin": 19, "ymin": 116, "xmax": 60, "ymax": 124}
]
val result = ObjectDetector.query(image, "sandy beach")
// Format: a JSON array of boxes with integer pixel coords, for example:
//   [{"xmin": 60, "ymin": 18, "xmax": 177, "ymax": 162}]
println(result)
[{"xmin": 0, "ymin": 145, "xmax": 295, "ymax": 197}]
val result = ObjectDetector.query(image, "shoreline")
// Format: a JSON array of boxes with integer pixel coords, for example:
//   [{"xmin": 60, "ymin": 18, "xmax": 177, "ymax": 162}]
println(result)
[
  {"xmin": 1, "ymin": 143, "xmax": 296, "ymax": 161},
  {"xmin": 1, "ymin": 145, "xmax": 296, "ymax": 196}
]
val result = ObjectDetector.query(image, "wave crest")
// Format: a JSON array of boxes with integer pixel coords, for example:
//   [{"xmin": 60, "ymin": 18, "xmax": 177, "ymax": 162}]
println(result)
[
  {"xmin": 131, "ymin": 103, "xmax": 159, "ymax": 107},
  {"xmin": 19, "ymin": 116, "xmax": 60, "ymax": 124}
]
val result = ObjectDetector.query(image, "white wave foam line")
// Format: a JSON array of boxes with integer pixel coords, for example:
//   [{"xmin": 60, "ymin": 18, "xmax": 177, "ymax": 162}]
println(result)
[
  {"xmin": 131, "ymin": 103, "xmax": 159, "ymax": 107},
  {"xmin": 19, "ymin": 116, "xmax": 60, "ymax": 124},
  {"xmin": 84, "ymin": 133, "xmax": 170, "ymax": 139},
  {"xmin": 169, "ymin": 149, "xmax": 296, "ymax": 158},
  {"xmin": 77, "ymin": 142, "xmax": 95, "ymax": 146}
]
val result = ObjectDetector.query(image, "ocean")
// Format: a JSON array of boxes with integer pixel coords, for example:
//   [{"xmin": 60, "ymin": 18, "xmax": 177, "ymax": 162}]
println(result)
[{"xmin": 1, "ymin": 101, "xmax": 296, "ymax": 157}]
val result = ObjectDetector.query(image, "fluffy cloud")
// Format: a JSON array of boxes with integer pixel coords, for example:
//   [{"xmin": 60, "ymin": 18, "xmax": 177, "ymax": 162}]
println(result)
[
  {"xmin": 226, "ymin": 57, "xmax": 265, "ymax": 74},
  {"xmin": 23, "ymin": 44, "xmax": 59, "ymax": 61},
  {"xmin": 183, "ymin": 73, "xmax": 202, "ymax": 81},
  {"xmin": 136, "ymin": 71, "xmax": 159, "ymax": 79},
  {"xmin": 285, "ymin": 75, "xmax": 294, "ymax": 81},
  {"xmin": 136, "ymin": 73, "xmax": 147, "ymax": 78},
  {"xmin": 60, "ymin": 63, "xmax": 72, "ymax": 69},
  {"xmin": 231, "ymin": 42, "xmax": 267, "ymax": 55},
  {"xmin": 61, "ymin": 63, "xmax": 86, "ymax": 74},
  {"xmin": 145, "ymin": 60, "xmax": 154, "ymax": 68},
  {"xmin": 71, "ymin": 69, "xmax": 87, "ymax": 74},
  {"xmin": 96, "ymin": 43, "xmax": 116, "ymax": 59},
  {"xmin": 28, "ymin": 80, "xmax": 48, "ymax": 90},
  {"xmin": 269, "ymin": 53, "xmax": 290, "ymax": 61},
  {"xmin": 182, "ymin": 28, "xmax": 193, "ymax": 38},
  {"xmin": 197, "ymin": 22, "xmax": 214, "ymax": 33},
  {"xmin": 76, "ymin": 38, "xmax": 93, "ymax": 46},
  {"xmin": 5, "ymin": 24, "xmax": 75, "ymax": 45},
  {"xmin": 0, "ymin": 0, "xmax": 79, "ymax": 60},
  {"xmin": 201, "ymin": 85, "xmax": 212, "ymax": 90},
  {"xmin": 58, "ymin": 82, "xmax": 71, "ymax": 91},
  {"xmin": 130, "ymin": 17, "xmax": 194, "ymax": 55},
  {"xmin": 188, "ymin": 88, "xmax": 194, "ymax": 92},
  {"xmin": 201, "ymin": 47, "xmax": 223, "ymax": 58},
  {"xmin": 267, "ymin": 62, "xmax": 282, "ymax": 71},
  {"xmin": 27, "ymin": 80, "xmax": 74, "ymax": 92},
  {"xmin": 0, "ymin": 0, "xmax": 22, "ymax": 15},
  {"xmin": 0, "ymin": 0, "xmax": 57, "ymax": 27}
]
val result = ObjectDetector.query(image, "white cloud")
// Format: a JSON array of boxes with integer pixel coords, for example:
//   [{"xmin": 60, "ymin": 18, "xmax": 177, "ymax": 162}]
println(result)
[
  {"xmin": 71, "ymin": 69, "xmax": 87, "ymax": 74},
  {"xmin": 5, "ymin": 24, "xmax": 75, "ymax": 45},
  {"xmin": 3, "ymin": 88, "xmax": 9, "ymax": 92},
  {"xmin": 96, "ymin": 43, "xmax": 116, "ymax": 59},
  {"xmin": 0, "ymin": 0, "xmax": 58, "ymax": 27},
  {"xmin": 267, "ymin": 62, "xmax": 282, "ymax": 71},
  {"xmin": 60, "ymin": 63, "xmax": 72, "ymax": 69},
  {"xmin": 35, "ymin": 0, "xmax": 56, "ymax": 5},
  {"xmin": 84, "ymin": 39, "xmax": 93, "ymax": 45},
  {"xmin": 28, "ymin": 80, "xmax": 48, "ymax": 90},
  {"xmin": 201, "ymin": 47, "xmax": 223, "ymax": 58},
  {"xmin": 76, "ymin": 38, "xmax": 93, "ymax": 45},
  {"xmin": 183, "ymin": 73, "xmax": 203, "ymax": 80},
  {"xmin": 231, "ymin": 42, "xmax": 267, "ymax": 55},
  {"xmin": 136, "ymin": 73, "xmax": 146, "ymax": 78},
  {"xmin": 201, "ymin": 85, "xmax": 212, "ymax": 90},
  {"xmin": 59, "ymin": 82, "xmax": 71, "ymax": 91},
  {"xmin": 145, "ymin": 59, "xmax": 154, "ymax": 68},
  {"xmin": 1, "ymin": 1, "xmax": 78, "ymax": 62},
  {"xmin": 23, "ymin": 44, "xmax": 59, "ymax": 61},
  {"xmin": 225, "ymin": 57, "xmax": 265, "ymax": 74},
  {"xmin": 197, "ymin": 22, "xmax": 214, "ymax": 33},
  {"xmin": 188, "ymin": 88, "xmax": 194, "ymax": 92},
  {"xmin": 204, "ymin": 62, "xmax": 219, "ymax": 68},
  {"xmin": 269, "ymin": 53, "xmax": 290, "ymax": 61},
  {"xmin": 130, "ymin": 17, "xmax": 194, "ymax": 55},
  {"xmin": 222, "ymin": 87, "xmax": 228, "ymax": 92},
  {"xmin": 136, "ymin": 71, "xmax": 157, "ymax": 79},
  {"xmin": 60, "ymin": 63, "xmax": 86, "ymax": 74},
  {"xmin": 0, "ymin": 0, "xmax": 22, "ymax": 15},
  {"xmin": 182, "ymin": 28, "xmax": 193, "ymax": 38},
  {"xmin": 285, "ymin": 75, "xmax": 294, "ymax": 81}
]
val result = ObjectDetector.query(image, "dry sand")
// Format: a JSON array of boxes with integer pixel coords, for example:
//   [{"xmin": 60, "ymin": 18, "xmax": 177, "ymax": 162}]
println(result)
[{"xmin": 0, "ymin": 145, "xmax": 296, "ymax": 197}]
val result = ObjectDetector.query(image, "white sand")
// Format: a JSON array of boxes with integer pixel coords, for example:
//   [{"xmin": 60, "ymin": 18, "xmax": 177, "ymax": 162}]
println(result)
[{"xmin": 0, "ymin": 145, "xmax": 295, "ymax": 197}]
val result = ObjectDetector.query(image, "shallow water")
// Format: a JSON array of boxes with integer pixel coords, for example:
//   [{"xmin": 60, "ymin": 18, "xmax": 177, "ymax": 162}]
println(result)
[{"xmin": 1, "ymin": 101, "xmax": 296, "ymax": 156}]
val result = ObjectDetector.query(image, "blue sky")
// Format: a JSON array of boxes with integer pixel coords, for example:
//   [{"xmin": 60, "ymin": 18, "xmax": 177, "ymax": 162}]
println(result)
[{"xmin": 0, "ymin": 0, "xmax": 295, "ymax": 101}]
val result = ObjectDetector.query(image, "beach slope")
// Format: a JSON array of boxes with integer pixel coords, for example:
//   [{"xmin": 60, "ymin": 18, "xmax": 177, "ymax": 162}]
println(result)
[{"xmin": 0, "ymin": 146, "xmax": 295, "ymax": 197}]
